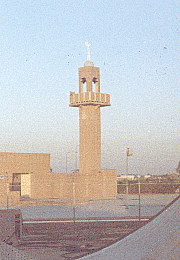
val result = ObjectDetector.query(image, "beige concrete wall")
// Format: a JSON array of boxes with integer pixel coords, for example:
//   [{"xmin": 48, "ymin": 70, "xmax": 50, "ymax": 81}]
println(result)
[
  {"xmin": 74, "ymin": 173, "xmax": 88, "ymax": 198},
  {"xmin": 84, "ymin": 169, "xmax": 117, "ymax": 198},
  {"xmin": 0, "ymin": 175, "xmax": 7, "ymax": 206},
  {"xmin": 0, "ymin": 152, "xmax": 50, "ymax": 183},
  {"xmin": 8, "ymin": 191, "xmax": 20, "ymax": 207},
  {"xmin": 30, "ymin": 173, "xmax": 73, "ymax": 199},
  {"xmin": 86, "ymin": 172, "xmax": 103, "ymax": 198},
  {"xmin": 0, "ymin": 176, "xmax": 21, "ymax": 207},
  {"xmin": 102, "ymin": 169, "xmax": 117, "ymax": 197},
  {"xmin": 30, "ymin": 170, "xmax": 117, "ymax": 200}
]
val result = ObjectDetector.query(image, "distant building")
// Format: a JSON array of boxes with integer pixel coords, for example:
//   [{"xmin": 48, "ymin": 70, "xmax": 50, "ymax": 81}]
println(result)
[{"xmin": 117, "ymin": 175, "xmax": 135, "ymax": 181}]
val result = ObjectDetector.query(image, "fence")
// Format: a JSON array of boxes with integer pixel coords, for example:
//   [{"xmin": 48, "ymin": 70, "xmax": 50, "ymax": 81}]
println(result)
[
  {"xmin": 0, "ymin": 242, "xmax": 36, "ymax": 260},
  {"xmin": 117, "ymin": 182, "xmax": 180, "ymax": 194}
]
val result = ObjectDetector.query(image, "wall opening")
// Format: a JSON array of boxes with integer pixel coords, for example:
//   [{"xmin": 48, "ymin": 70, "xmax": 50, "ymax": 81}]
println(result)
[
  {"xmin": 93, "ymin": 77, "xmax": 98, "ymax": 92},
  {"xmin": 81, "ymin": 78, "xmax": 86, "ymax": 92},
  {"xmin": 92, "ymin": 82, "xmax": 96, "ymax": 92},
  {"xmin": 10, "ymin": 173, "xmax": 21, "ymax": 194},
  {"xmin": 83, "ymin": 81, "xmax": 87, "ymax": 92}
]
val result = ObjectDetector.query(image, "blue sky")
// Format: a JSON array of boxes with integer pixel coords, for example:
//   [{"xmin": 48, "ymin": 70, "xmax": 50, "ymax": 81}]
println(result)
[{"xmin": 0, "ymin": 0, "xmax": 179, "ymax": 175}]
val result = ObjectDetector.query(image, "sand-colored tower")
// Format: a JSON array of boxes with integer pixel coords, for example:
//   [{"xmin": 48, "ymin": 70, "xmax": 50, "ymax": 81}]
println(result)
[{"xmin": 69, "ymin": 43, "xmax": 110, "ymax": 175}]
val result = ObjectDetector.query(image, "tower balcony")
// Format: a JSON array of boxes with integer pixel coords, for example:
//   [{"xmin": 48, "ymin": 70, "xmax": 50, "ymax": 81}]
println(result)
[{"xmin": 69, "ymin": 92, "xmax": 111, "ymax": 107}]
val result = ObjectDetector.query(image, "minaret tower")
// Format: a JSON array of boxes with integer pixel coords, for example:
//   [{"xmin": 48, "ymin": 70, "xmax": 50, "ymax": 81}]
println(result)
[{"xmin": 69, "ymin": 42, "xmax": 110, "ymax": 175}]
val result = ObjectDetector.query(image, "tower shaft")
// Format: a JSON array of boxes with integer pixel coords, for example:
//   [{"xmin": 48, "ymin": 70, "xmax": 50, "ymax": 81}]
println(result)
[{"xmin": 79, "ymin": 105, "xmax": 101, "ymax": 174}]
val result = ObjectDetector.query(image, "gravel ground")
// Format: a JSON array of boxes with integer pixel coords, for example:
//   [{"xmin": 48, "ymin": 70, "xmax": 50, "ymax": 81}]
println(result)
[{"xmin": 16, "ymin": 220, "xmax": 147, "ymax": 260}]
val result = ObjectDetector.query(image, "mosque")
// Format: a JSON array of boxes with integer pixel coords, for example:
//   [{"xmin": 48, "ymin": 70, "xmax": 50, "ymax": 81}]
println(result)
[{"xmin": 0, "ymin": 44, "xmax": 117, "ymax": 206}]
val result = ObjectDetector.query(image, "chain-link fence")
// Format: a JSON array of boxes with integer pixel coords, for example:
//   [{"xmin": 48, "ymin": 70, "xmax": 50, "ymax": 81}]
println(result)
[
  {"xmin": 0, "ymin": 242, "xmax": 36, "ymax": 260},
  {"xmin": 117, "ymin": 182, "xmax": 180, "ymax": 194}
]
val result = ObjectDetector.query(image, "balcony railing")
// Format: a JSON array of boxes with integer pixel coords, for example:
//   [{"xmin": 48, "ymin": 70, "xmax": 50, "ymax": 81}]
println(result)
[{"xmin": 69, "ymin": 92, "xmax": 111, "ymax": 107}]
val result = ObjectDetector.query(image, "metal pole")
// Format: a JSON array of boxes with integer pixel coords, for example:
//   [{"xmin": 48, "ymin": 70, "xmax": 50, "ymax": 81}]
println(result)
[
  {"xmin": 75, "ymin": 151, "xmax": 77, "ymax": 172},
  {"xmin": 73, "ymin": 181, "xmax": 76, "ymax": 223},
  {"xmin": 125, "ymin": 153, "xmax": 129, "ymax": 209},
  {"xmin": 126, "ymin": 155, "xmax": 128, "ymax": 194},
  {"xmin": 66, "ymin": 152, "xmax": 70, "ymax": 173},
  {"xmin": 75, "ymin": 145, "xmax": 79, "ymax": 172},
  {"xmin": 138, "ymin": 175, "xmax": 141, "ymax": 221},
  {"xmin": 6, "ymin": 171, "xmax": 9, "ymax": 209}
]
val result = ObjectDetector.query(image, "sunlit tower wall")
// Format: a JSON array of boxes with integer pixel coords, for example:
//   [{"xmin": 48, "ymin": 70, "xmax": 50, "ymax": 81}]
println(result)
[{"xmin": 69, "ymin": 59, "xmax": 110, "ymax": 175}]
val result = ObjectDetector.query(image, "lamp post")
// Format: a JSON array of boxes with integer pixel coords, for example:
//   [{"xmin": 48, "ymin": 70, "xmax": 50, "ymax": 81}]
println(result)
[
  {"xmin": 75, "ymin": 145, "xmax": 79, "ymax": 173},
  {"xmin": 126, "ymin": 148, "xmax": 133, "ymax": 194},
  {"xmin": 72, "ymin": 173, "xmax": 76, "ymax": 223},
  {"xmin": 73, "ymin": 145, "xmax": 79, "ymax": 222},
  {"xmin": 126, "ymin": 154, "xmax": 129, "ymax": 195},
  {"xmin": 66, "ymin": 152, "xmax": 70, "ymax": 173},
  {"xmin": 125, "ymin": 148, "xmax": 133, "ymax": 209},
  {"xmin": 138, "ymin": 175, "xmax": 141, "ymax": 221},
  {"xmin": 6, "ymin": 171, "xmax": 9, "ymax": 209}
]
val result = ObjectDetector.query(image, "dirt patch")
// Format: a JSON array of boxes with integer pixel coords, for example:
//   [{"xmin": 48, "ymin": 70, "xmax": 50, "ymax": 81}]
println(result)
[{"xmin": 16, "ymin": 220, "xmax": 147, "ymax": 259}]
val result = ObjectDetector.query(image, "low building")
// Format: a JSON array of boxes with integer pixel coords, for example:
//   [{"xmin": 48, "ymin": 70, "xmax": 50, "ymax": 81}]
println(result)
[
  {"xmin": 0, "ymin": 152, "xmax": 117, "ymax": 207},
  {"xmin": 117, "ymin": 175, "xmax": 135, "ymax": 181},
  {"xmin": 0, "ymin": 152, "xmax": 50, "ymax": 206}
]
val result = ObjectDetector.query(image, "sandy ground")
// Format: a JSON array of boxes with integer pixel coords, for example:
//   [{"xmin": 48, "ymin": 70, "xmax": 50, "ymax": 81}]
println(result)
[{"xmin": 16, "ymin": 220, "xmax": 147, "ymax": 260}]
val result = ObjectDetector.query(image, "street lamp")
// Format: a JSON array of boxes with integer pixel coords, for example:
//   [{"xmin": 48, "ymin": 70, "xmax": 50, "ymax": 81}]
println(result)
[
  {"xmin": 66, "ymin": 152, "xmax": 70, "ymax": 173},
  {"xmin": 75, "ymin": 144, "xmax": 79, "ymax": 173},
  {"xmin": 126, "ymin": 148, "xmax": 133, "ymax": 194},
  {"xmin": 138, "ymin": 174, "xmax": 141, "ymax": 221},
  {"xmin": 6, "ymin": 171, "xmax": 9, "ymax": 209},
  {"xmin": 125, "ymin": 148, "xmax": 133, "ymax": 209},
  {"xmin": 126, "ymin": 155, "xmax": 129, "ymax": 195},
  {"xmin": 72, "ymin": 173, "xmax": 76, "ymax": 223}
]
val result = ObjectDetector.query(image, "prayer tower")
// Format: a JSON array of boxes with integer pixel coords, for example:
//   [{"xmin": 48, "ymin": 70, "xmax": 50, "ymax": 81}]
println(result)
[{"xmin": 69, "ymin": 42, "xmax": 110, "ymax": 175}]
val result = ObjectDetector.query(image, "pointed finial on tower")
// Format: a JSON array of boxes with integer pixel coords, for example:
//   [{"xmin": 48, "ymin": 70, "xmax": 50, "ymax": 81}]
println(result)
[
  {"xmin": 84, "ymin": 41, "xmax": 94, "ymax": 66},
  {"xmin": 85, "ymin": 41, "xmax": 91, "ymax": 61}
]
